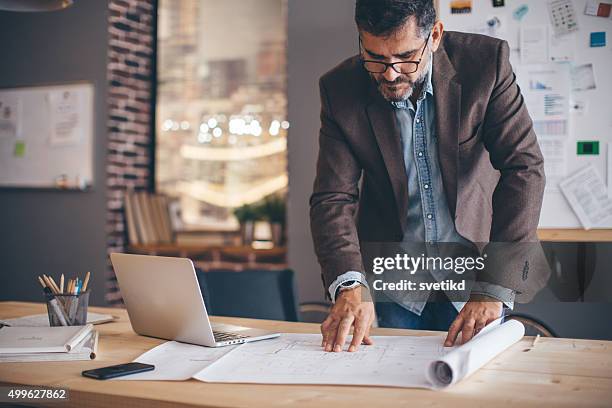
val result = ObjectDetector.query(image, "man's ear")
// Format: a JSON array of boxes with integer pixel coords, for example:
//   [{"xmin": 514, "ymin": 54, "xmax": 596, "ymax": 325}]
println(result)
[{"xmin": 430, "ymin": 21, "xmax": 444, "ymax": 52}]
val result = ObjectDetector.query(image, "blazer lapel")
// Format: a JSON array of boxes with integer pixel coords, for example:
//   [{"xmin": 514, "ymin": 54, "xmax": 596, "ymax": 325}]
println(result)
[
  {"xmin": 432, "ymin": 43, "xmax": 461, "ymax": 218},
  {"xmin": 365, "ymin": 82, "xmax": 409, "ymax": 234}
]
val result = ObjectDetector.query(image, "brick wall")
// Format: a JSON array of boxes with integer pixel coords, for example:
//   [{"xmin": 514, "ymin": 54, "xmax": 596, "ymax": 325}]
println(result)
[{"xmin": 106, "ymin": 0, "xmax": 156, "ymax": 304}]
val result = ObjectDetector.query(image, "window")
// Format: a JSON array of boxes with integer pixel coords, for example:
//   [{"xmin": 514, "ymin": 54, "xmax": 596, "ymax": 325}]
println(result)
[{"xmin": 156, "ymin": 0, "xmax": 288, "ymax": 230}]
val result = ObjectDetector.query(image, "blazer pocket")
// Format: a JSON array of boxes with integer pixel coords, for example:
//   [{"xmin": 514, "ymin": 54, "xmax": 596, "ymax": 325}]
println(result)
[{"xmin": 458, "ymin": 121, "xmax": 483, "ymax": 149}]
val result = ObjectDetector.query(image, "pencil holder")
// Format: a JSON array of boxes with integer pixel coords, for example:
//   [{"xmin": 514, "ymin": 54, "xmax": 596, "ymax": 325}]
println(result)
[{"xmin": 45, "ymin": 291, "xmax": 90, "ymax": 326}]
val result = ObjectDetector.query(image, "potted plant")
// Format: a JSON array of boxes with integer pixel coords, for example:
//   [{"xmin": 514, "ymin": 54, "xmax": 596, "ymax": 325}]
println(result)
[
  {"xmin": 262, "ymin": 194, "xmax": 286, "ymax": 246},
  {"xmin": 233, "ymin": 204, "xmax": 258, "ymax": 245}
]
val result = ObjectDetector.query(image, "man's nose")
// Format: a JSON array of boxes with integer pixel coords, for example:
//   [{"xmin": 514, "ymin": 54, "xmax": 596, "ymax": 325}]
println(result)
[{"xmin": 383, "ymin": 66, "xmax": 401, "ymax": 82}]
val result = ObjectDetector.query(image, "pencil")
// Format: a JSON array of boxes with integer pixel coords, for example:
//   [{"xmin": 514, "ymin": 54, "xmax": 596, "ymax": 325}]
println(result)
[
  {"xmin": 38, "ymin": 276, "xmax": 47, "ymax": 289},
  {"xmin": 60, "ymin": 274, "xmax": 65, "ymax": 294},
  {"xmin": 532, "ymin": 334, "xmax": 540, "ymax": 347},
  {"xmin": 82, "ymin": 271, "xmax": 91, "ymax": 292},
  {"xmin": 42, "ymin": 275, "xmax": 57, "ymax": 294},
  {"xmin": 47, "ymin": 275, "xmax": 61, "ymax": 295}
]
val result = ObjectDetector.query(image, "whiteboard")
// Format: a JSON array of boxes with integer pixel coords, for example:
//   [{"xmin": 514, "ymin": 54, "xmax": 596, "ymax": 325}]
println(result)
[
  {"xmin": 439, "ymin": 0, "xmax": 612, "ymax": 228},
  {"xmin": 0, "ymin": 82, "xmax": 94, "ymax": 190}
]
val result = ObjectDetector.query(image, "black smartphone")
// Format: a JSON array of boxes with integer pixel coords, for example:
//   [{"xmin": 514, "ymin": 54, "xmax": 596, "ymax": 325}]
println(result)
[{"xmin": 82, "ymin": 362, "xmax": 155, "ymax": 380}]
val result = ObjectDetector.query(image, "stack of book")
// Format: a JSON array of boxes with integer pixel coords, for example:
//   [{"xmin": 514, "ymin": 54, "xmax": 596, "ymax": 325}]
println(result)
[
  {"xmin": 0, "ymin": 324, "xmax": 98, "ymax": 362},
  {"xmin": 124, "ymin": 191, "xmax": 175, "ymax": 245}
]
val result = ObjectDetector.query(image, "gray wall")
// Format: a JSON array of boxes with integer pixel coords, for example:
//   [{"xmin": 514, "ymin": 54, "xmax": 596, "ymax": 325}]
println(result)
[
  {"xmin": 0, "ymin": 1, "xmax": 110, "ymax": 307},
  {"xmin": 286, "ymin": 0, "xmax": 612, "ymax": 340},
  {"xmin": 287, "ymin": 0, "xmax": 356, "ymax": 304}
]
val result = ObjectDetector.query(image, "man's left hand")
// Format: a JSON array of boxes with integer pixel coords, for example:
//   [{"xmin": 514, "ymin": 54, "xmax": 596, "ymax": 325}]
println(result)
[{"xmin": 444, "ymin": 295, "xmax": 502, "ymax": 346}]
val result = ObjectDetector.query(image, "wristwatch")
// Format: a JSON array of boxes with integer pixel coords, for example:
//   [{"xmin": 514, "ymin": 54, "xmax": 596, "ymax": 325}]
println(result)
[{"xmin": 335, "ymin": 280, "xmax": 362, "ymax": 299}]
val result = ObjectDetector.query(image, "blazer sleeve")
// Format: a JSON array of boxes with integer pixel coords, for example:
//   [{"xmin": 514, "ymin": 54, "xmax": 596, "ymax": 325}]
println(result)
[
  {"xmin": 482, "ymin": 40, "xmax": 546, "ymax": 242},
  {"xmin": 309, "ymin": 78, "xmax": 365, "ymax": 297}
]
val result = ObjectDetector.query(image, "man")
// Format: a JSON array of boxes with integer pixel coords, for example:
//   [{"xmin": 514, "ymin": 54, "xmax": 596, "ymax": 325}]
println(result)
[{"xmin": 310, "ymin": 0, "xmax": 545, "ymax": 352}]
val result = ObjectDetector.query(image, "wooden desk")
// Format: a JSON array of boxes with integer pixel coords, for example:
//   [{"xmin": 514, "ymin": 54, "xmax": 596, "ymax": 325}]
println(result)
[
  {"xmin": 0, "ymin": 302, "xmax": 611, "ymax": 408},
  {"xmin": 538, "ymin": 229, "xmax": 612, "ymax": 242}
]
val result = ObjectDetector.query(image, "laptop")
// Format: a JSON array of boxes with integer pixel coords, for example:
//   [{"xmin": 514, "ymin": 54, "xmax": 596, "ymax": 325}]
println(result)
[{"xmin": 110, "ymin": 253, "xmax": 280, "ymax": 347}]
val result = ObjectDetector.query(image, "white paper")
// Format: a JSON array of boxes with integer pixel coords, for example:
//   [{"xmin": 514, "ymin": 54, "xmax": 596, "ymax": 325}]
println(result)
[
  {"xmin": 521, "ymin": 25, "xmax": 549, "ymax": 64},
  {"xmin": 111, "ymin": 320, "xmax": 523, "ymax": 389},
  {"xmin": 195, "ymin": 333, "xmax": 446, "ymax": 388},
  {"xmin": 0, "ymin": 312, "xmax": 114, "ymax": 327},
  {"xmin": 117, "ymin": 341, "xmax": 236, "ymax": 381},
  {"xmin": 519, "ymin": 64, "xmax": 570, "ymax": 137},
  {"xmin": 549, "ymin": 32, "xmax": 575, "ymax": 62},
  {"xmin": 571, "ymin": 63, "xmax": 597, "ymax": 92},
  {"xmin": 560, "ymin": 164, "xmax": 612, "ymax": 228},
  {"xmin": 538, "ymin": 137, "xmax": 567, "ymax": 192},
  {"xmin": 47, "ymin": 90, "xmax": 81, "ymax": 146},
  {"xmin": 426, "ymin": 320, "xmax": 524, "ymax": 389},
  {"xmin": 0, "ymin": 95, "xmax": 20, "ymax": 139},
  {"xmin": 548, "ymin": 0, "xmax": 579, "ymax": 37}
]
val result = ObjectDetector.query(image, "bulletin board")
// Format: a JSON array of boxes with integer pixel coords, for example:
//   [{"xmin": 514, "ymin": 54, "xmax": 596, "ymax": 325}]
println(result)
[
  {"xmin": 439, "ymin": 0, "xmax": 612, "ymax": 230},
  {"xmin": 0, "ymin": 82, "xmax": 94, "ymax": 190}
]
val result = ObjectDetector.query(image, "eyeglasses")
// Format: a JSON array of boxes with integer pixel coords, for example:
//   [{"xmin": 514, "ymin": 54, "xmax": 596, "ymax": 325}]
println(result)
[{"xmin": 360, "ymin": 32, "xmax": 431, "ymax": 74}]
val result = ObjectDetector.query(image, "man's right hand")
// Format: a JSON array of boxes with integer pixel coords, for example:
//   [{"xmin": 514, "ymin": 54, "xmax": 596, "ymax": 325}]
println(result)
[{"xmin": 320, "ymin": 286, "xmax": 375, "ymax": 352}]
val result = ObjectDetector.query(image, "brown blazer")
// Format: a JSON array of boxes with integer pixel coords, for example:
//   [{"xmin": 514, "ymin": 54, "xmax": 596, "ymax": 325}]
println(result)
[{"xmin": 310, "ymin": 31, "xmax": 547, "ymax": 298}]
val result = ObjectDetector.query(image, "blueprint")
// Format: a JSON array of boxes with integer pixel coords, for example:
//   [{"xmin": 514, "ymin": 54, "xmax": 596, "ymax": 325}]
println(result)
[
  {"xmin": 114, "ymin": 319, "xmax": 525, "ymax": 389},
  {"xmin": 194, "ymin": 333, "xmax": 448, "ymax": 388}
]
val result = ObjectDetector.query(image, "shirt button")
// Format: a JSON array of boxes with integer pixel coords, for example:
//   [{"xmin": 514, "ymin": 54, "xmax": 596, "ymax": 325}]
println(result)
[
  {"xmin": 427, "ymin": 214, "xmax": 433, "ymax": 219},
  {"xmin": 416, "ymin": 118, "xmax": 421, "ymax": 124},
  {"xmin": 424, "ymin": 184, "xmax": 429, "ymax": 189},
  {"xmin": 418, "ymin": 152, "xmax": 423, "ymax": 157}
]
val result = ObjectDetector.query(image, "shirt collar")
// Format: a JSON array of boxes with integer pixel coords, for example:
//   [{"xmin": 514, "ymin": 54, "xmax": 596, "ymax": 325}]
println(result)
[{"xmin": 390, "ymin": 55, "xmax": 434, "ymax": 110}]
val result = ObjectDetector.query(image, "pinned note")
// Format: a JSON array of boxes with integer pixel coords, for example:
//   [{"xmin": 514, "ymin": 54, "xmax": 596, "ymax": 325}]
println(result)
[
  {"xmin": 14, "ymin": 141, "xmax": 25, "ymax": 158},
  {"xmin": 513, "ymin": 4, "xmax": 529, "ymax": 20},
  {"xmin": 584, "ymin": 0, "xmax": 612, "ymax": 17},
  {"xmin": 590, "ymin": 32, "xmax": 606, "ymax": 47},
  {"xmin": 548, "ymin": 0, "xmax": 579, "ymax": 37}
]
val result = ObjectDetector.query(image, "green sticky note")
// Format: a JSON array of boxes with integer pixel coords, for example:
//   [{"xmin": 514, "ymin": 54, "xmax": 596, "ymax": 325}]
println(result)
[
  {"xmin": 577, "ymin": 141, "xmax": 599, "ymax": 155},
  {"xmin": 14, "ymin": 141, "xmax": 25, "ymax": 157}
]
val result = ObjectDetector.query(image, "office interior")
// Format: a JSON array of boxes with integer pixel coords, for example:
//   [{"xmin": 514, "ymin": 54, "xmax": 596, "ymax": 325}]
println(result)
[{"xmin": 1, "ymin": 0, "xmax": 611, "ymax": 344}]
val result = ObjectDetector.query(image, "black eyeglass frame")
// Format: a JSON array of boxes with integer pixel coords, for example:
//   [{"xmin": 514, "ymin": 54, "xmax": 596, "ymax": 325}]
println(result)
[{"xmin": 359, "ymin": 32, "xmax": 431, "ymax": 75}]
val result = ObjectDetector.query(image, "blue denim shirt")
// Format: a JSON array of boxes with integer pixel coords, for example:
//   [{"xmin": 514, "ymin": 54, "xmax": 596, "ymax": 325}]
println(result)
[{"xmin": 329, "ymin": 58, "xmax": 514, "ymax": 315}]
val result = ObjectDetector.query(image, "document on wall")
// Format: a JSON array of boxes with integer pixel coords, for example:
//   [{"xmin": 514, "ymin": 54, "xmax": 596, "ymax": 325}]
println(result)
[
  {"xmin": 538, "ymin": 137, "xmax": 567, "ymax": 192},
  {"xmin": 518, "ymin": 64, "xmax": 570, "ymax": 138},
  {"xmin": 571, "ymin": 63, "xmax": 597, "ymax": 92},
  {"xmin": 520, "ymin": 25, "xmax": 549, "ymax": 65},
  {"xmin": 47, "ymin": 90, "xmax": 82, "ymax": 146},
  {"xmin": 0, "ymin": 94, "xmax": 21, "ymax": 139},
  {"xmin": 560, "ymin": 164, "xmax": 612, "ymax": 229}
]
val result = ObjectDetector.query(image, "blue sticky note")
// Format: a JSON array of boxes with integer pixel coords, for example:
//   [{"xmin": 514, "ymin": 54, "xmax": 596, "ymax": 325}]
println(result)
[
  {"xmin": 590, "ymin": 32, "xmax": 606, "ymax": 47},
  {"xmin": 513, "ymin": 4, "xmax": 528, "ymax": 21}
]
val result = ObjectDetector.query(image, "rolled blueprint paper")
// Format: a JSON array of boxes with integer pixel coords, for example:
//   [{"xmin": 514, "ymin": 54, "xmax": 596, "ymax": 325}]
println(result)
[{"xmin": 426, "ymin": 319, "xmax": 525, "ymax": 389}]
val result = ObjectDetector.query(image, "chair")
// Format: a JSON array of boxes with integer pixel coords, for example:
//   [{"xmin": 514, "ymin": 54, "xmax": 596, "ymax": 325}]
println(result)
[
  {"xmin": 298, "ymin": 301, "xmax": 331, "ymax": 324},
  {"xmin": 505, "ymin": 312, "xmax": 558, "ymax": 337},
  {"xmin": 195, "ymin": 268, "xmax": 300, "ymax": 322}
]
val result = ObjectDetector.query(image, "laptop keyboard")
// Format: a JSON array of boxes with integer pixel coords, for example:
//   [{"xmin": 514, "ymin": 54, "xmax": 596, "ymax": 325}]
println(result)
[{"xmin": 213, "ymin": 330, "xmax": 249, "ymax": 342}]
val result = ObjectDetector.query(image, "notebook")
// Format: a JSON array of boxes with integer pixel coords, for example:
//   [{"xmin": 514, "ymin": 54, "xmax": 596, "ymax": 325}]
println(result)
[
  {"xmin": 0, "ymin": 312, "xmax": 116, "ymax": 327},
  {"xmin": 0, "ymin": 330, "xmax": 99, "ymax": 362},
  {"xmin": 0, "ymin": 324, "xmax": 93, "ymax": 354}
]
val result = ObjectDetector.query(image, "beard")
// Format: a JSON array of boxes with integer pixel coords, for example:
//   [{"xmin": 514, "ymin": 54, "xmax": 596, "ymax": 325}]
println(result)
[{"xmin": 372, "ymin": 65, "xmax": 429, "ymax": 103}]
